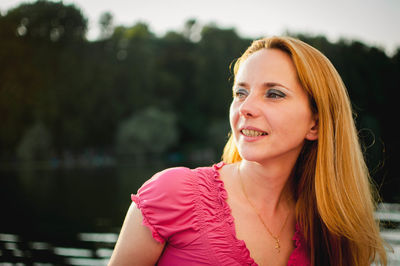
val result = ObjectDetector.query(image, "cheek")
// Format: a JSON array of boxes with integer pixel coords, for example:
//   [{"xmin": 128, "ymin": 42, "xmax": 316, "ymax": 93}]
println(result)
[
  {"xmin": 270, "ymin": 104, "xmax": 312, "ymax": 134},
  {"xmin": 229, "ymin": 102, "xmax": 239, "ymax": 131},
  {"xmin": 229, "ymin": 102, "xmax": 235, "ymax": 122}
]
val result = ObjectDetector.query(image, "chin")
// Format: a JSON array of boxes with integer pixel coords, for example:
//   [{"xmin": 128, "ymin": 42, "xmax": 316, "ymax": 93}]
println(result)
[{"xmin": 237, "ymin": 149, "xmax": 268, "ymax": 163}]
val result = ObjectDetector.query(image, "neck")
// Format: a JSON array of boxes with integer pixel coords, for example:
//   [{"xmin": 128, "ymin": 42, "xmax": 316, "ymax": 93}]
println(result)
[{"xmin": 237, "ymin": 159, "xmax": 296, "ymax": 216}]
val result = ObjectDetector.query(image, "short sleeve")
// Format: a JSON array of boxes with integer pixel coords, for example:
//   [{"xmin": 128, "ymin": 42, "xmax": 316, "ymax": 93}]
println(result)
[{"xmin": 131, "ymin": 167, "xmax": 199, "ymax": 245}]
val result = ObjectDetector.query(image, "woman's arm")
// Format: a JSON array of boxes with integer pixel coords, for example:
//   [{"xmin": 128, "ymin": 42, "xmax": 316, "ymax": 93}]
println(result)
[{"xmin": 108, "ymin": 202, "xmax": 165, "ymax": 265}]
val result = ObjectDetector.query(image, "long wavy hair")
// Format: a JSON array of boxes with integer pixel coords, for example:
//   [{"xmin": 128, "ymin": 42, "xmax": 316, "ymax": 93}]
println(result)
[{"xmin": 222, "ymin": 36, "xmax": 387, "ymax": 265}]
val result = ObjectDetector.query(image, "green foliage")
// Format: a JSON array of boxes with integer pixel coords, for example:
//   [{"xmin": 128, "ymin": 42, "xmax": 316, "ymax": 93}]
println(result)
[
  {"xmin": 98, "ymin": 11, "xmax": 113, "ymax": 39},
  {"xmin": 207, "ymin": 119, "xmax": 231, "ymax": 156},
  {"xmin": 5, "ymin": 0, "xmax": 87, "ymax": 43},
  {"xmin": 116, "ymin": 107, "xmax": 178, "ymax": 156},
  {"xmin": 195, "ymin": 25, "xmax": 250, "ymax": 117}
]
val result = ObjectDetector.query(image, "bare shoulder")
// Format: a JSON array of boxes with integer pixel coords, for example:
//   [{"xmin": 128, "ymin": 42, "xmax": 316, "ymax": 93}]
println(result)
[
  {"xmin": 108, "ymin": 203, "xmax": 165, "ymax": 266},
  {"xmin": 218, "ymin": 162, "xmax": 238, "ymax": 187}
]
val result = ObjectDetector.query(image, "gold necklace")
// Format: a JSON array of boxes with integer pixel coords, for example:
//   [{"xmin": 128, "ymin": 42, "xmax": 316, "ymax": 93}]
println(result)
[{"xmin": 238, "ymin": 166, "xmax": 290, "ymax": 253}]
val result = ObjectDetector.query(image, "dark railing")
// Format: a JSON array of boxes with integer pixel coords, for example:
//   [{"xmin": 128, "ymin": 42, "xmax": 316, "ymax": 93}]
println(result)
[{"xmin": 0, "ymin": 232, "xmax": 116, "ymax": 265}]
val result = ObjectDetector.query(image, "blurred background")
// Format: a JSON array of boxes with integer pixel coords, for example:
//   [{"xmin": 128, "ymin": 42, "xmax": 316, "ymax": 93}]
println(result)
[{"xmin": 0, "ymin": 0, "xmax": 399, "ymax": 264}]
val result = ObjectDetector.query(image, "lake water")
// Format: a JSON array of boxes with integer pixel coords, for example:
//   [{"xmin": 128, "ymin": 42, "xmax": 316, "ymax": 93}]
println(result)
[{"xmin": 0, "ymin": 163, "xmax": 399, "ymax": 265}]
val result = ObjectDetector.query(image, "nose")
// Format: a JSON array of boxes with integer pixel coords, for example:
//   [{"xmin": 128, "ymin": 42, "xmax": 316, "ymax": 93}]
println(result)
[{"xmin": 238, "ymin": 94, "xmax": 261, "ymax": 118}]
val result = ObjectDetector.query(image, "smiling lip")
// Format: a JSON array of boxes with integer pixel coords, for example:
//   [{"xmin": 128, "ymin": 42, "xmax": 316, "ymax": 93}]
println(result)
[{"xmin": 239, "ymin": 126, "xmax": 268, "ymax": 140}]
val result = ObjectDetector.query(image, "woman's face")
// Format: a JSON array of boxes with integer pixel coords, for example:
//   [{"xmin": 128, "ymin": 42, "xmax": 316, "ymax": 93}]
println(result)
[{"xmin": 229, "ymin": 48, "xmax": 318, "ymax": 165}]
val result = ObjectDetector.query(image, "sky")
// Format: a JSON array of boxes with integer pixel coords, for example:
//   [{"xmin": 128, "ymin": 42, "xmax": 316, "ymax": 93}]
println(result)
[{"xmin": 1, "ymin": 0, "xmax": 399, "ymax": 55}]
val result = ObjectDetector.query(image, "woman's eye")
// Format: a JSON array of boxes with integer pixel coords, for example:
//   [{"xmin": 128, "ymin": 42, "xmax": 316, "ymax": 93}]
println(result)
[
  {"xmin": 266, "ymin": 89, "xmax": 286, "ymax": 99},
  {"xmin": 234, "ymin": 88, "xmax": 248, "ymax": 99}
]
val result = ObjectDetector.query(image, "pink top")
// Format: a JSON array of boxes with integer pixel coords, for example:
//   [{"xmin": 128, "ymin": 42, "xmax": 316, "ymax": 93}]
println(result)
[{"xmin": 131, "ymin": 162, "xmax": 310, "ymax": 265}]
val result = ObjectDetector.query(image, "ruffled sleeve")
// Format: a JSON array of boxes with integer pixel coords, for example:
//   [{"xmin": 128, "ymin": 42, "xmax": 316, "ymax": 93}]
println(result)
[{"xmin": 131, "ymin": 167, "xmax": 199, "ymax": 245}]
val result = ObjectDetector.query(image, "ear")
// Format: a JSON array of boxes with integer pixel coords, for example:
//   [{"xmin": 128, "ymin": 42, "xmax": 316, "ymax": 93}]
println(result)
[{"xmin": 306, "ymin": 115, "xmax": 318, "ymax": 141}]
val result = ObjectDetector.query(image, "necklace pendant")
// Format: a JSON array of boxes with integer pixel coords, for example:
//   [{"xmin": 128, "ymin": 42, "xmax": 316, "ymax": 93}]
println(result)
[{"xmin": 275, "ymin": 239, "xmax": 280, "ymax": 253}]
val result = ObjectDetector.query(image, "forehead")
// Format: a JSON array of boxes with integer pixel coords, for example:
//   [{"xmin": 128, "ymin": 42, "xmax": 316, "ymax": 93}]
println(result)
[{"xmin": 235, "ymin": 48, "xmax": 299, "ymax": 85}]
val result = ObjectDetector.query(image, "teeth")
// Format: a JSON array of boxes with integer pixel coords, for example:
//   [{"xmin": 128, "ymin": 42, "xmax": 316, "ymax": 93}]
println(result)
[{"xmin": 242, "ymin": 129, "xmax": 267, "ymax": 137}]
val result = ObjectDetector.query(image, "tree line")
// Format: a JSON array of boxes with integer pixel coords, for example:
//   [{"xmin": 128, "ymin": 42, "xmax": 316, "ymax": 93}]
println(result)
[{"xmin": 0, "ymin": 1, "xmax": 399, "ymax": 202}]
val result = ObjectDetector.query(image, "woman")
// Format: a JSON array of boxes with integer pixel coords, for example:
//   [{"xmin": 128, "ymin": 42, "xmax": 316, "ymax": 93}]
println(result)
[{"xmin": 109, "ymin": 36, "xmax": 388, "ymax": 265}]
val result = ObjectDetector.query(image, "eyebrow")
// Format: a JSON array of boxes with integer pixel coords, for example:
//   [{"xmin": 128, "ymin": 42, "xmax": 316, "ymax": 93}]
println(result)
[{"xmin": 235, "ymin": 81, "xmax": 291, "ymax": 90}]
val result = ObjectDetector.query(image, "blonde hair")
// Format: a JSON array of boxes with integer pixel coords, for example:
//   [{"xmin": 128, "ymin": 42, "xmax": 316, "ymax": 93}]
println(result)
[{"xmin": 222, "ymin": 36, "xmax": 387, "ymax": 265}]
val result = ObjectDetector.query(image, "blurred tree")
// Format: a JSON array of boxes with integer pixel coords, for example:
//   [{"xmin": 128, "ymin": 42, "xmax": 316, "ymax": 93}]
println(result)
[
  {"xmin": 182, "ymin": 18, "xmax": 201, "ymax": 42},
  {"xmin": 116, "ymin": 107, "xmax": 178, "ymax": 156},
  {"xmin": 379, "ymin": 47, "xmax": 400, "ymax": 202},
  {"xmin": 110, "ymin": 23, "xmax": 157, "ymax": 113},
  {"xmin": 5, "ymin": 0, "xmax": 87, "ymax": 43},
  {"xmin": 153, "ymin": 29, "xmax": 198, "ymax": 152},
  {"xmin": 207, "ymin": 119, "xmax": 231, "ymax": 157},
  {"xmin": 186, "ymin": 25, "xmax": 249, "ymax": 146},
  {"xmin": 98, "ymin": 11, "xmax": 113, "ymax": 40},
  {"xmin": 0, "ymin": 1, "xmax": 84, "ymax": 158},
  {"xmin": 196, "ymin": 25, "xmax": 249, "ymax": 114}
]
